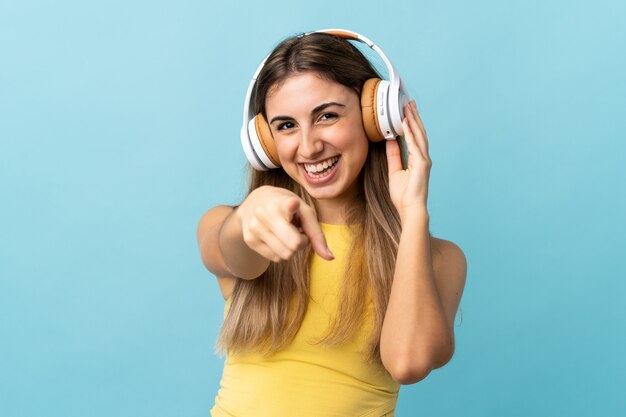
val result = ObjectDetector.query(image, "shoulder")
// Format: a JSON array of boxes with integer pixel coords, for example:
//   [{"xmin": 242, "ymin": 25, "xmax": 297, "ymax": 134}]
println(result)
[
  {"xmin": 430, "ymin": 237, "xmax": 467, "ymax": 286},
  {"xmin": 430, "ymin": 237, "xmax": 465, "ymax": 262}
]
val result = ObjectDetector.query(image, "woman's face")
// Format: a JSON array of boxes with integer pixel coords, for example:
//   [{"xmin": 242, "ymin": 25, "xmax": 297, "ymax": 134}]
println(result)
[{"xmin": 264, "ymin": 72, "xmax": 369, "ymax": 204}]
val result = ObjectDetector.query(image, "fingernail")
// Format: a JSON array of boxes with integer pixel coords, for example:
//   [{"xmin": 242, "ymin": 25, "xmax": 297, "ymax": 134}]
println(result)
[{"xmin": 326, "ymin": 248, "xmax": 335, "ymax": 260}]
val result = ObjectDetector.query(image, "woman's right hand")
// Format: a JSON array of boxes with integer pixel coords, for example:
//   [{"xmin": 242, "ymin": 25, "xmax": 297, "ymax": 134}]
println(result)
[{"xmin": 235, "ymin": 186, "xmax": 334, "ymax": 262}]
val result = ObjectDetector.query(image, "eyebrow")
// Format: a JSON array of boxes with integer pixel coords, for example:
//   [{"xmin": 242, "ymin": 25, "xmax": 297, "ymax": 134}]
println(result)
[{"xmin": 269, "ymin": 102, "xmax": 346, "ymax": 125}]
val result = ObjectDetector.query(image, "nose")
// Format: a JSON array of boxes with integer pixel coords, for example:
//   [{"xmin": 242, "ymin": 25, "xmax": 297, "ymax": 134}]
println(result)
[{"xmin": 298, "ymin": 127, "xmax": 324, "ymax": 159}]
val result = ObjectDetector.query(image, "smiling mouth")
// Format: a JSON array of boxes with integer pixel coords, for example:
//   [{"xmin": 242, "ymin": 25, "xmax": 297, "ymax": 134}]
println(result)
[
  {"xmin": 300, "ymin": 156, "xmax": 340, "ymax": 176},
  {"xmin": 299, "ymin": 156, "xmax": 341, "ymax": 184}
]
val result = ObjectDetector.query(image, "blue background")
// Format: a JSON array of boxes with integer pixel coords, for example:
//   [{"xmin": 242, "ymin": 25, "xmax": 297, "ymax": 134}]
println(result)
[{"xmin": 1, "ymin": 0, "xmax": 625, "ymax": 416}]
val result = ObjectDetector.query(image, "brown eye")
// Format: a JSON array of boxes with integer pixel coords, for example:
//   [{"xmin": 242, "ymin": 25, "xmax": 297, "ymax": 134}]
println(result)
[{"xmin": 277, "ymin": 121, "xmax": 295, "ymax": 131}]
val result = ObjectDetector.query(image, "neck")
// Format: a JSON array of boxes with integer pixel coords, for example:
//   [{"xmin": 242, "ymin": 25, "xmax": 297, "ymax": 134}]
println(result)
[
  {"xmin": 313, "ymin": 190, "xmax": 362, "ymax": 225},
  {"xmin": 303, "ymin": 172, "xmax": 364, "ymax": 225},
  {"xmin": 314, "ymin": 199, "xmax": 348, "ymax": 225}
]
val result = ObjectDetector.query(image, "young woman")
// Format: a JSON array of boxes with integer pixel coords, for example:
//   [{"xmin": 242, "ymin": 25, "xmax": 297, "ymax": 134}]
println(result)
[{"xmin": 197, "ymin": 30, "xmax": 467, "ymax": 417}]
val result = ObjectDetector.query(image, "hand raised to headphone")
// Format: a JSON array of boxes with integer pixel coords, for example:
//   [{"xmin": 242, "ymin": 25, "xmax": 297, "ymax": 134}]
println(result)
[
  {"xmin": 385, "ymin": 100, "xmax": 432, "ymax": 225},
  {"xmin": 236, "ymin": 186, "xmax": 335, "ymax": 263}
]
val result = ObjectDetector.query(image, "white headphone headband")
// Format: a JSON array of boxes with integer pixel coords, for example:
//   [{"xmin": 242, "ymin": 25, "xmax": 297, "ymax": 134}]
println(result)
[{"xmin": 240, "ymin": 29, "xmax": 409, "ymax": 171}]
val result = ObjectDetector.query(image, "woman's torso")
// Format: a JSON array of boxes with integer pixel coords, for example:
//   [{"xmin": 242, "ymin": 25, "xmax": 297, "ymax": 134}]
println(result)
[{"xmin": 210, "ymin": 223, "xmax": 400, "ymax": 417}]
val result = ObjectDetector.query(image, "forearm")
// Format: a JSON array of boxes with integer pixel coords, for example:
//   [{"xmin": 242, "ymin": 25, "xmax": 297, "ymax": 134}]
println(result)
[
  {"xmin": 217, "ymin": 207, "xmax": 270, "ymax": 280},
  {"xmin": 380, "ymin": 211, "xmax": 452, "ymax": 378}
]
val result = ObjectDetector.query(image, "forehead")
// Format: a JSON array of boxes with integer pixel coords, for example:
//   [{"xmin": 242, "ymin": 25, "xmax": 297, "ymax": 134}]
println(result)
[{"xmin": 265, "ymin": 72, "xmax": 357, "ymax": 115}]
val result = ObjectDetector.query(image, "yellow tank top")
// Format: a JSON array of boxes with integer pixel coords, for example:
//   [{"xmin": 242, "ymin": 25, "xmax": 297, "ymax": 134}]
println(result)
[{"xmin": 210, "ymin": 223, "xmax": 400, "ymax": 417}]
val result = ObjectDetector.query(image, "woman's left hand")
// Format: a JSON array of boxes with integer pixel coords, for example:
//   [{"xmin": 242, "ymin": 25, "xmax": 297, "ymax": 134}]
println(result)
[{"xmin": 386, "ymin": 100, "xmax": 432, "ymax": 224}]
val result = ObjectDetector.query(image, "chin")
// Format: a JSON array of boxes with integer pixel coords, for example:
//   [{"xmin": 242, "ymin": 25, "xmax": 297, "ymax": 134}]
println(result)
[{"xmin": 303, "ymin": 179, "xmax": 359, "ymax": 203}]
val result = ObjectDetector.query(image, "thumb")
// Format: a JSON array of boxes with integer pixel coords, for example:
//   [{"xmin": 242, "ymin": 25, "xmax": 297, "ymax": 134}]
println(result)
[
  {"xmin": 286, "ymin": 198, "xmax": 300, "ymax": 213},
  {"xmin": 285, "ymin": 198, "xmax": 301, "ymax": 226}
]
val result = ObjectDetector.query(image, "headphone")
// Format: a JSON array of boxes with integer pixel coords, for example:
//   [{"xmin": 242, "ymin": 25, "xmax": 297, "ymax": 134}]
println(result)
[{"xmin": 240, "ymin": 29, "xmax": 410, "ymax": 171}]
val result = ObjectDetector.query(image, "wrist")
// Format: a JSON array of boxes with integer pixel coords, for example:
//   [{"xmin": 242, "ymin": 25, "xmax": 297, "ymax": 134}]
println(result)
[{"xmin": 400, "ymin": 206, "xmax": 430, "ymax": 227}]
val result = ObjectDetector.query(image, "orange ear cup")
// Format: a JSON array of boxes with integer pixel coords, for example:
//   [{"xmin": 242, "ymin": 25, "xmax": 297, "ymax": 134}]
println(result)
[
  {"xmin": 360, "ymin": 78, "xmax": 385, "ymax": 142},
  {"xmin": 254, "ymin": 113, "xmax": 281, "ymax": 167}
]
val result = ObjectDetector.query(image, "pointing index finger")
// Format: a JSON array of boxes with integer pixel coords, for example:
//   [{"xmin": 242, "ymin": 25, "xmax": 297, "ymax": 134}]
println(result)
[{"xmin": 296, "ymin": 206, "xmax": 334, "ymax": 260}]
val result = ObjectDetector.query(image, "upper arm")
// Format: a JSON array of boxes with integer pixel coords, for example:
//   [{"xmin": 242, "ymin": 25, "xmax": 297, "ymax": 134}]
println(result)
[
  {"xmin": 197, "ymin": 205, "xmax": 239, "ymax": 300},
  {"xmin": 432, "ymin": 238, "xmax": 467, "ymax": 360}
]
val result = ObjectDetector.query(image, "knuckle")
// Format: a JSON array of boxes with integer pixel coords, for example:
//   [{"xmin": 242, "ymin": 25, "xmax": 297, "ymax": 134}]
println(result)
[
  {"xmin": 287, "ymin": 241, "xmax": 300, "ymax": 252},
  {"xmin": 247, "ymin": 218, "xmax": 260, "ymax": 233},
  {"xmin": 259, "ymin": 248, "xmax": 273, "ymax": 260},
  {"xmin": 242, "ymin": 231, "xmax": 256, "ymax": 247},
  {"xmin": 253, "ymin": 205, "xmax": 266, "ymax": 218},
  {"xmin": 289, "ymin": 236, "xmax": 305, "ymax": 251}
]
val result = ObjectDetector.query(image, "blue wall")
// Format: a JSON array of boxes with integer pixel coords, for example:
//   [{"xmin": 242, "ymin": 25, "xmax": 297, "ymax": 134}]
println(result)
[{"xmin": 1, "ymin": 0, "xmax": 624, "ymax": 415}]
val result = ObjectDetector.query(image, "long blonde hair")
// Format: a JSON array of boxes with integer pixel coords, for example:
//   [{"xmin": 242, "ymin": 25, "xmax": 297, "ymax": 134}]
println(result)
[{"xmin": 215, "ymin": 32, "xmax": 431, "ymax": 364}]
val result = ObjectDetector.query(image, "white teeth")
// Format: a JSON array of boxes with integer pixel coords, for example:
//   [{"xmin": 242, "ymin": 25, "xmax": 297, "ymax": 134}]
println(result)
[{"xmin": 304, "ymin": 156, "xmax": 338, "ymax": 173}]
